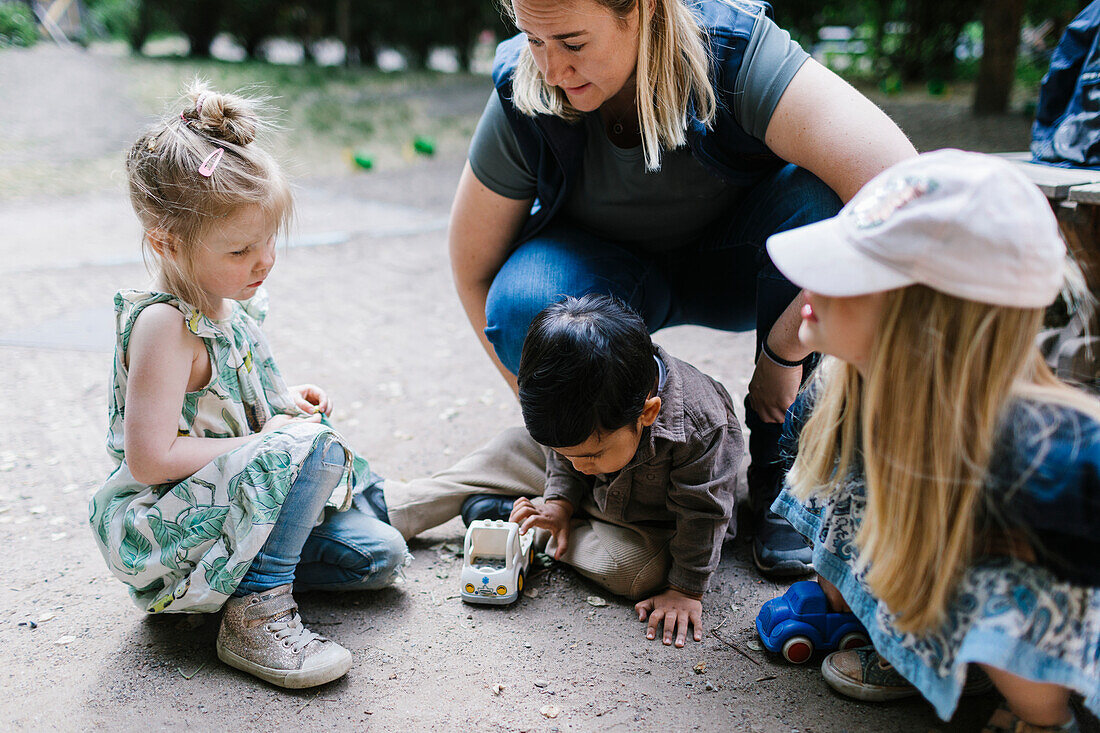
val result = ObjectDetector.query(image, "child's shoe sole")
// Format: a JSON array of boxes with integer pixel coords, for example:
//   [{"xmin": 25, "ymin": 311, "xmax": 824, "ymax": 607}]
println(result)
[{"xmin": 217, "ymin": 638, "xmax": 351, "ymax": 689}]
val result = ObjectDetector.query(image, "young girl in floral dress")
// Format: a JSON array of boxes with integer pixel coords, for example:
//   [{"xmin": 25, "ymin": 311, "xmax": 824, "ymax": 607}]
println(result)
[{"xmin": 90, "ymin": 82, "xmax": 405, "ymax": 689}]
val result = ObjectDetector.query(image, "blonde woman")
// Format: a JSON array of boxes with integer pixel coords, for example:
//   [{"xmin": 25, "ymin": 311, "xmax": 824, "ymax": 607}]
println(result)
[
  {"xmin": 761, "ymin": 150, "xmax": 1099, "ymax": 732},
  {"xmin": 447, "ymin": 0, "xmax": 916, "ymax": 575}
]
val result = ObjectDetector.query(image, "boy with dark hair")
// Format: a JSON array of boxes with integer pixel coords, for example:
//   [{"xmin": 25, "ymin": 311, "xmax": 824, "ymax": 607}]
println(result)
[{"xmin": 382, "ymin": 295, "xmax": 743, "ymax": 646}]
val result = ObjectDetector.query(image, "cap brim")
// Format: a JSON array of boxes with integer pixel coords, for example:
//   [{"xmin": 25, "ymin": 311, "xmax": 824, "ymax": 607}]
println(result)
[{"xmin": 766, "ymin": 218, "xmax": 915, "ymax": 297}]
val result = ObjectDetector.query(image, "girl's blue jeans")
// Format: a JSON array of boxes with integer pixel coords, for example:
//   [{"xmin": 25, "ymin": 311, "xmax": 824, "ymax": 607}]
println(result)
[
  {"xmin": 483, "ymin": 164, "xmax": 841, "ymax": 509},
  {"xmin": 233, "ymin": 438, "xmax": 408, "ymax": 596}
]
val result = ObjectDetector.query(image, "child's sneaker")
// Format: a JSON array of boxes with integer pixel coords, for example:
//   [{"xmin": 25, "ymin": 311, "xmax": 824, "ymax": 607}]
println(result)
[
  {"xmin": 216, "ymin": 584, "xmax": 352, "ymax": 689},
  {"xmin": 460, "ymin": 494, "xmax": 515, "ymax": 526},
  {"xmin": 821, "ymin": 645, "xmax": 994, "ymax": 702}
]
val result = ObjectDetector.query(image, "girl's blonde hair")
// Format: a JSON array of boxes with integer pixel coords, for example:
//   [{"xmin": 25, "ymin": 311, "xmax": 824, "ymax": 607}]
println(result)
[
  {"xmin": 504, "ymin": 0, "xmax": 718, "ymax": 171},
  {"xmin": 789, "ymin": 283, "xmax": 1100, "ymax": 634},
  {"xmin": 126, "ymin": 80, "xmax": 292, "ymax": 316}
]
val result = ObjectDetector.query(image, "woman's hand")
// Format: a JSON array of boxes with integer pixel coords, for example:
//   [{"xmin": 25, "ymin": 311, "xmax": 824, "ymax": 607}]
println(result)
[
  {"xmin": 510, "ymin": 497, "xmax": 573, "ymax": 559},
  {"xmin": 290, "ymin": 383, "xmax": 332, "ymax": 416},
  {"xmin": 747, "ymin": 354, "xmax": 803, "ymax": 424}
]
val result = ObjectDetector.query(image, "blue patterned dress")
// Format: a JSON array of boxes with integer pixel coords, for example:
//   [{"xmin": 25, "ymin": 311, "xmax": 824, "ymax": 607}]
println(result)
[{"xmin": 773, "ymin": 392, "xmax": 1100, "ymax": 720}]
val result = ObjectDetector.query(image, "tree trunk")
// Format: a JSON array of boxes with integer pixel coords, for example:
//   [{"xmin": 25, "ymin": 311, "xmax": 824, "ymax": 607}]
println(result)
[{"xmin": 974, "ymin": 0, "xmax": 1026, "ymax": 114}]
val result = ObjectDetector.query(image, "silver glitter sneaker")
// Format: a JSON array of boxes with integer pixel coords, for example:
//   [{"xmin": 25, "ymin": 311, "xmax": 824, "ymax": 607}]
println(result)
[{"xmin": 216, "ymin": 584, "xmax": 351, "ymax": 688}]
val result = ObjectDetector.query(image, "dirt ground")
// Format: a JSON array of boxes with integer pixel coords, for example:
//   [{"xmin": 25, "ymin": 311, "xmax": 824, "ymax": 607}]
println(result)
[{"xmin": 0, "ymin": 43, "xmax": 1091, "ymax": 732}]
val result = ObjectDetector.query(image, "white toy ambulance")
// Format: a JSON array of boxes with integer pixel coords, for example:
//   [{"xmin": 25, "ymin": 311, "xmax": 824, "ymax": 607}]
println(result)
[{"xmin": 460, "ymin": 519, "xmax": 534, "ymax": 605}]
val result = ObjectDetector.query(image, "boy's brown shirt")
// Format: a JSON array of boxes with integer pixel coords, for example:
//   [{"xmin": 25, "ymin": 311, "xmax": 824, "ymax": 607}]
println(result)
[{"xmin": 542, "ymin": 345, "xmax": 744, "ymax": 595}]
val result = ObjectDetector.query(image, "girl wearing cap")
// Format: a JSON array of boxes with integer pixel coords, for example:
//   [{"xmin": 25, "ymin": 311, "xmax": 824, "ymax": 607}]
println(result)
[
  {"xmin": 447, "ymin": 0, "xmax": 917, "ymax": 575},
  {"xmin": 763, "ymin": 149, "xmax": 1100, "ymax": 732}
]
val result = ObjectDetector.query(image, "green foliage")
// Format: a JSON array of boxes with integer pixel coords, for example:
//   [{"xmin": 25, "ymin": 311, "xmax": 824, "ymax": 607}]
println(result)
[
  {"xmin": 0, "ymin": 1, "xmax": 38, "ymax": 48},
  {"xmin": 87, "ymin": 0, "xmax": 140, "ymax": 40}
]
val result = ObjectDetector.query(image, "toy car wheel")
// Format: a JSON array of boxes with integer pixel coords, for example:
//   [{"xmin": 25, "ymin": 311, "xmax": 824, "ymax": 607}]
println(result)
[
  {"xmin": 528, "ymin": 546, "xmax": 534, "ymax": 565},
  {"xmin": 781, "ymin": 635, "xmax": 814, "ymax": 664},
  {"xmin": 518, "ymin": 571, "xmax": 525, "ymax": 593},
  {"xmin": 838, "ymin": 632, "xmax": 870, "ymax": 650}
]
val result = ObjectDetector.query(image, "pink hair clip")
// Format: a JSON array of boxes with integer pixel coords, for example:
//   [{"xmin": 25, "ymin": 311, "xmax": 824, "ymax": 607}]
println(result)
[{"xmin": 199, "ymin": 147, "xmax": 224, "ymax": 177}]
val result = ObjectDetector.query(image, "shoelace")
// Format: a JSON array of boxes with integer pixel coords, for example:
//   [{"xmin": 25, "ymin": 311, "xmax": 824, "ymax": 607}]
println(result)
[{"xmin": 265, "ymin": 613, "xmax": 322, "ymax": 654}]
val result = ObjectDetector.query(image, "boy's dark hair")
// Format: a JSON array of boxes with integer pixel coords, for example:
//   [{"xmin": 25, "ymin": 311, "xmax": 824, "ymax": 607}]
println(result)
[{"xmin": 518, "ymin": 294, "xmax": 658, "ymax": 448}]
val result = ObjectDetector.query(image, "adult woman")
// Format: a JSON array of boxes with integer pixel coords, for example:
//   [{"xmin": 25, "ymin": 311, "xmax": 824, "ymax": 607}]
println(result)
[{"xmin": 448, "ymin": 0, "xmax": 916, "ymax": 574}]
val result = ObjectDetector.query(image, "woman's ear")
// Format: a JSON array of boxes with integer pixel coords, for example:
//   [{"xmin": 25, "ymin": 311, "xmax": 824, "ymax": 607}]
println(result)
[
  {"xmin": 145, "ymin": 228, "xmax": 179, "ymax": 258},
  {"xmin": 639, "ymin": 395, "xmax": 661, "ymax": 427}
]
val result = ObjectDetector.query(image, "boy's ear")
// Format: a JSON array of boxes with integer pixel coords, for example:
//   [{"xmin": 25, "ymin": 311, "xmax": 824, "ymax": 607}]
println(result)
[
  {"xmin": 639, "ymin": 395, "xmax": 661, "ymax": 427},
  {"xmin": 145, "ymin": 228, "xmax": 180, "ymax": 258}
]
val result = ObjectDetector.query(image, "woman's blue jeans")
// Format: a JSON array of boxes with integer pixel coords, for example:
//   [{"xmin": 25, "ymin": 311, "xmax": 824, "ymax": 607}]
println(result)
[
  {"xmin": 234, "ymin": 439, "xmax": 408, "ymax": 596},
  {"xmin": 484, "ymin": 163, "xmax": 841, "ymax": 508}
]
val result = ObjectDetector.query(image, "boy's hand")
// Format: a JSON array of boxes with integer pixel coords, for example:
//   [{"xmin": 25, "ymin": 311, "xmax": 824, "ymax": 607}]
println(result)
[
  {"xmin": 635, "ymin": 588, "xmax": 703, "ymax": 648},
  {"xmin": 510, "ymin": 497, "xmax": 573, "ymax": 560},
  {"xmin": 290, "ymin": 384, "xmax": 332, "ymax": 416}
]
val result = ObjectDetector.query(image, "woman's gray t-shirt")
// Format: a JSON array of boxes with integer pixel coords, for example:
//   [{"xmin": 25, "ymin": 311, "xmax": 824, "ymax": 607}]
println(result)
[{"xmin": 468, "ymin": 13, "xmax": 809, "ymax": 252}]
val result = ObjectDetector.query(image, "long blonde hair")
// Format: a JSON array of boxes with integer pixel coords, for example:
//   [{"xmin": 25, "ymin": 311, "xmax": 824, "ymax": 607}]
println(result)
[
  {"xmin": 504, "ymin": 0, "xmax": 718, "ymax": 171},
  {"xmin": 126, "ymin": 80, "xmax": 293, "ymax": 316},
  {"xmin": 789, "ymin": 284, "xmax": 1100, "ymax": 633}
]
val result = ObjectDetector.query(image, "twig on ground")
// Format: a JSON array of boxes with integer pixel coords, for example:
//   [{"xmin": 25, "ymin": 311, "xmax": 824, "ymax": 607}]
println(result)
[
  {"xmin": 709, "ymin": 628, "xmax": 761, "ymax": 666},
  {"xmin": 298, "ymin": 691, "xmax": 322, "ymax": 714},
  {"xmin": 178, "ymin": 662, "xmax": 206, "ymax": 679}
]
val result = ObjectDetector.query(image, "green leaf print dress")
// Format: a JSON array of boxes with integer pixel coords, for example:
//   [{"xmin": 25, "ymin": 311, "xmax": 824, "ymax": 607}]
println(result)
[{"xmin": 90, "ymin": 289, "xmax": 366, "ymax": 614}]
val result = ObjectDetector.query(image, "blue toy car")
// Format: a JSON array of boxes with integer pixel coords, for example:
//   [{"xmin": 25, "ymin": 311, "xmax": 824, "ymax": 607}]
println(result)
[{"xmin": 755, "ymin": 580, "xmax": 870, "ymax": 664}]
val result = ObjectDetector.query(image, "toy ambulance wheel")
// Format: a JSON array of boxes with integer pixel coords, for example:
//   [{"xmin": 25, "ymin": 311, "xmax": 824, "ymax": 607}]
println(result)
[
  {"xmin": 518, "ymin": 571, "xmax": 525, "ymax": 593},
  {"xmin": 781, "ymin": 636, "xmax": 814, "ymax": 664},
  {"xmin": 838, "ymin": 632, "xmax": 870, "ymax": 650},
  {"xmin": 528, "ymin": 546, "xmax": 535, "ymax": 565}
]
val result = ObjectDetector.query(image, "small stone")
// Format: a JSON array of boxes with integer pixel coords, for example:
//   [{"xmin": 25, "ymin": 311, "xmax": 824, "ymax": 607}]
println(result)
[
  {"xmin": 37, "ymin": 612, "xmax": 56, "ymax": 623},
  {"xmin": 693, "ymin": 662, "xmax": 706, "ymax": 674},
  {"xmin": 747, "ymin": 639, "xmax": 763, "ymax": 652},
  {"xmin": 704, "ymin": 681, "xmax": 717, "ymax": 691},
  {"xmin": 523, "ymin": 588, "xmax": 539, "ymax": 598},
  {"xmin": 490, "ymin": 683, "xmax": 505, "ymax": 695},
  {"xmin": 539, "ymin": 705, "xmax": 560, "ymax": 719},
  {"xmin": 54, "ymin": 635, "xmax": 75, "ymax": 645},
  {"xmin": 534, "ymin": 679, "xmax": 549, "ymax": 688},
  {"xmin": 438, "ymin": 407, "xmax": 459, "ymax": 421},
  {"xmin": 28, "ymin": 506, "xmax": 47, "ymax": 514},
  {"xmin": 585, "ymin": 596, "xmax": 607, "ymax": 607}
]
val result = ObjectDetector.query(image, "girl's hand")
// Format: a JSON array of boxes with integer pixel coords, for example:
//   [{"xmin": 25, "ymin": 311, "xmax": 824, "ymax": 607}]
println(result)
[
  {"xmin": 747, "ymin": 354, "xmax": 802, "ymax": 424},
  {"xmin": 290, "ymin": 383, "xmax": 332, "ymax": 416},
  {"xmin": 260, "ymin": 412, "xmax": 322, "ymax": 434},
  {"xmin": 510, "ymin": 497, "xmax": 573, "ymax": 560},
  {"xmin": 635, "ymin": 588, "xmax": 704, "ymax": 648}
]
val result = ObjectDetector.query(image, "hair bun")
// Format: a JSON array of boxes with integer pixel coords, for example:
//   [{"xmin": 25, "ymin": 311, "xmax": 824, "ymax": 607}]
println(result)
[{"xmin": 184, "ymin": 82, "xmax": 258, "ymax": 146}]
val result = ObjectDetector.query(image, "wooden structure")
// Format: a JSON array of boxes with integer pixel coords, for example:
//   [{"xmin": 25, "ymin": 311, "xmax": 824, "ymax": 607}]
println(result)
[{"xmin": 1002, "ymin": 154, "xmax": 1100, "ymax": 390}]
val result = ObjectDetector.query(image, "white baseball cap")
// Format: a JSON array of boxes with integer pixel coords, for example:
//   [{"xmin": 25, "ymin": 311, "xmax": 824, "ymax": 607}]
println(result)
[{"xmin": 766, "ymin": 149, "xmax": 1067, "ymax": 308}]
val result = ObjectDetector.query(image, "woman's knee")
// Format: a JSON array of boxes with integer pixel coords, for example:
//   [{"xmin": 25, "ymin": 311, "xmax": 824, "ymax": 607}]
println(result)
[{"xmin": 772, "ymin": 164, "xmax": 843, "ymax": 226}]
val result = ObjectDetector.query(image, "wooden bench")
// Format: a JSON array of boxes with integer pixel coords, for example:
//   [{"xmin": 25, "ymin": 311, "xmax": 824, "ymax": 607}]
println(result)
[{"xmin": 1001, "ymin": 153, "xmax": 1100, "ymax": 389}]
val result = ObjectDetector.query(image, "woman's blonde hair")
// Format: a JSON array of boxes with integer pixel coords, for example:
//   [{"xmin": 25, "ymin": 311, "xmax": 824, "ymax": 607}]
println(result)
[
  {"xmin": 504, "ymin": 0, "xmax": 718, "ymax": 171},
  {"xmin": 126, "ymin": 80, "xmax": 292, "ymax": 316},
  {"xmin": 789, "ymin": 283, "xmax": 1100, "ymax": 634}
]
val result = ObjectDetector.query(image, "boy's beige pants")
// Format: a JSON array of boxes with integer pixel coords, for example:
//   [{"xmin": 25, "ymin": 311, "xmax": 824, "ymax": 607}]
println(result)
[{"xmin": 383, "ymin": 427, "xmax": 673, "ymax": 600}]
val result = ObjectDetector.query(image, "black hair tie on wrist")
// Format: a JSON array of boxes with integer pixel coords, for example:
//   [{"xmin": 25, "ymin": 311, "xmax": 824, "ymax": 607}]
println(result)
[{"xmin": 761, "ymin": 340, "xmax": 811, "ymax": 368}]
